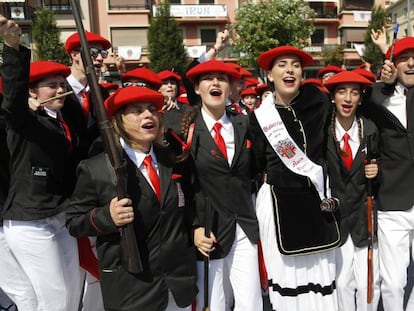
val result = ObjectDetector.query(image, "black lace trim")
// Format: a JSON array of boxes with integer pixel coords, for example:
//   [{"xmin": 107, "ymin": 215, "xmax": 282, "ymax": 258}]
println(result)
[{"xmin": 269, "ymin": 279, "xmax": 336, "ymax": 297}]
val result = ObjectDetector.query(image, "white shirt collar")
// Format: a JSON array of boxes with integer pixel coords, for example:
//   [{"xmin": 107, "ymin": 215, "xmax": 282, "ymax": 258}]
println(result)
[
  {"xmin": 67, "ymin": 74, "xmax": 89, "ymax": 96},
  {"xmin": 395, "ymin": 82, "xmax": 407, "ymax": 96},
  {"xmin": 120, "ymin": 137, "xmax": 157, "ymax": 168},
  {"xmin": 335, "ymin": 117, "xmax": 358, "ymax": 142},
  {"xmin": 43, "ymin": 107, "xmax": 58, "ymax": 119},
  {"xmin": 201, "ymin": 108, "xmax": 231, "ymax": 132}
]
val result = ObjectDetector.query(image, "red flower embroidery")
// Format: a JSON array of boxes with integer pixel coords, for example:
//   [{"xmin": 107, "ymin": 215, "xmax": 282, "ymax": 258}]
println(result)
[
  {"xmin": 171, "ymin": 174, "xmax": 182, "ymax": 180},
  {"xmin": 210, "ymin": 149, "xmax": 221, "ymax": 159}
]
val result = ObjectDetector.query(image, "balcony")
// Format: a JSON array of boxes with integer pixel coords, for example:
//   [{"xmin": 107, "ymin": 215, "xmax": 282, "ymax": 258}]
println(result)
[
  {"xmin": 313, "ymin": 8, "xmax": 338, "ymax": 19},
  {"xmin": 0, "ymin": 4, "xmax": 35, "ymax": 24}
]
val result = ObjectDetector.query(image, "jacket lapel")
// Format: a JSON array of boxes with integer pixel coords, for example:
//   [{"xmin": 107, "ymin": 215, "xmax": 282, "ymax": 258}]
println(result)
[
  {"xmin": 194, "ymin": 113, "xmax": 229, "ymax": 165},
  {"xmin": 407, "ymin": 87, "xmax": 414, "ymax": 132},
  {"xmin": 230, "ymin": 115, "xmax": 246, "ymax": 167},
  {"xmin": 154, "ymin": 146, "xmax": 173, "ymax": 206}
]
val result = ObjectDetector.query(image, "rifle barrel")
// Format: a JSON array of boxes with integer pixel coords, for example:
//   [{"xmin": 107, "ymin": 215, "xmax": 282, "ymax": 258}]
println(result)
[{"xmin": 68, "ymin": 0, "xmax": 142, "ymax": 274}]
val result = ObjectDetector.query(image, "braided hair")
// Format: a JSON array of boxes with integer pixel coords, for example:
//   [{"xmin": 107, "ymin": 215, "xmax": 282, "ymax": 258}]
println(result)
[{"xmin": 330, "ymin": 108, "xmax": 363, "ymax": 157}]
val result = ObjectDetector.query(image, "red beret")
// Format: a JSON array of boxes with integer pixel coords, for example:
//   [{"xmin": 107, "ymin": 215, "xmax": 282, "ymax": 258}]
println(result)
[
  {"xmin": 104, "ymin": 86, "xmax": 164, "ymax": 119},
  {"xmin": 301, "ymin": 78, "xmax": 323, "ymax": 87},
  {"xmin": 65, "ymin": 30, "xmax": 111, "ymax": 54},
  {"xmin": 317, "ymin": 65, "xmax": 343, "ymax": 79},
  {"xmin": 29, "ymin": 61, "xmax": 71, "ymax": 84},
  {"xmin": 245, "ymin": 77, "xmax": 259, "ymax": 88},
  {"xmin": 226, "ymin": 63, "xmax": 253, "ymax": 78},
  {"xmin": 240, "ymin": 88, "xmax": 257, "ymax": 97},
  {"xmin": 301, "ymin": 78, "xmax": 329, "ymax": 94},
  {"xmin": 385, "ymin": 36, "xmax": 414, "ymax": 60},
  {"xmin": 323, "ymin": 71, "xmax": 373, "ymax": 92},
  {"xmin": 186, "ymin": 60, "xmax": 241, "ymax": 84},
  {"xmin": 157, "ymin": 70, "xmax": 182, "ymax": 82},
  {"xmin": 351, "ymin": 68, "xmax": 377, "ymax": 83},
  {"xmin": 255, "ymin": 83, "xmax": 270, "ymax": 95},
  {"xmin": 100, "ymin": 82, "xmax": 120, "ymax": 91},
  {"xmin": 121, "ymin": 67, "xmax": 162, "ymax": 90},
  {"xmin": 258, "ymin": 46, "xmax": 313, "ymax": 70}
]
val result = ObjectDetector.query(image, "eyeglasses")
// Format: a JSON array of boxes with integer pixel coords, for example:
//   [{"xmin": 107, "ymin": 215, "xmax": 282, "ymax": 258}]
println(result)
[
  {"xmin": 122, "ymin": 81, "xmax": 148, "ymax": 88},
  {"xmin": 89, "ymin": 47, "xmax": 108, "ymax": 58},
  {"xmin": 76, "ymin": 47, "xmax": 108, "ymax": 59}
]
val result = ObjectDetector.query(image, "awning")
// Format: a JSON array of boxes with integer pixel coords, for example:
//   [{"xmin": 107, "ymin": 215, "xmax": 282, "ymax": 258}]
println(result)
[
  {"xmin": 304, "ymin": 0, "xmax": 338, "ymax": 2},
  {"xmin": 342, "ymin": 28, "xmax": 365, "ymax": 43}
]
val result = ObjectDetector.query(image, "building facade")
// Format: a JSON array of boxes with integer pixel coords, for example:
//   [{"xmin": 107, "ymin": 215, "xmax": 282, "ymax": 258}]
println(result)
[{"xmin": 0, "ymin": 0, "xmax": 389, "ymax": 77}]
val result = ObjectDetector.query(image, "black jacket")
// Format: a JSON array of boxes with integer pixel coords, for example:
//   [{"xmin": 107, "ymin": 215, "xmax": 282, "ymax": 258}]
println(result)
[
  {"xmin": 66, "ymin": 147, "xmax": 197, "ymax": 311},
  {"xmin": 326, "ymin": 116, "xmax": 380, "ymax": 247},
  {"xmin": 362, "ymin": 83, "xmax": 414, "ymax": 211},
  {"xmin": 191, "ymin": 110, "xmax": 260, "ymax": 259},
  {"xmin": 0, "ymin": 45, "xmax": 79, "ymax": 220}
]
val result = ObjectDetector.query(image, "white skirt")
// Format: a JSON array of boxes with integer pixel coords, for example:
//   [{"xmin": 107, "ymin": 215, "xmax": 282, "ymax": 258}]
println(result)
[{"xmin": 256, "ymin": 183, "xmax": 338, "ymax": 311}]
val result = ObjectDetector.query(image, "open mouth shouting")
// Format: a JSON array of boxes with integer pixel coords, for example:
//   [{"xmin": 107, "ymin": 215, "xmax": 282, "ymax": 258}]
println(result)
[
  {"xmin": 142, "ymin": 121, "xmax": 157, "ymax": 133},
  {"xmin": 210, "ymin": 88, "xmax": 223, "ymax": 97},
  {"xmin": 340, "ymin": 103, "xmax": 354, "ymax": 114},
  {"xmin": 283, "ymin": 76, "xmax": 296, "ymax": 87}
]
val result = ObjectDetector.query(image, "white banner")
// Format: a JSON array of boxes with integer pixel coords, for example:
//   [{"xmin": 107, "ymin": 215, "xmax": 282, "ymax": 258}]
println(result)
[
  {"xmin": 118, "ymin": 46, "xmax": 142, "ymax": 61},
  {"xmin": 354, "ymin": 11, "xmax": 371, "ymax": 22},
  {"xmin": 353, "ymin": 43, "xmax": 366, "ymax": 57}
]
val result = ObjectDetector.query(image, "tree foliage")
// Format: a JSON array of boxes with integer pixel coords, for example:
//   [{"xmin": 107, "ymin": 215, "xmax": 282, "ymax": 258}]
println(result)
[
  {"xmin": 363, "ymin": 5, "xmax": 388, "ymax": 73},
  {"xmin": 148, "ymin": 0, "xmax": 189, "ymax": 76},
  {"xmin": 321, "ymin": 45, "xmax": 345, "ymax": 67},
  {"xmin": 232, "ymin": 0, "xmax": 315, "ymax": 69},
  {"xmin": 32, "ymin": 7, "xmax": 68, "ymax": 64}
]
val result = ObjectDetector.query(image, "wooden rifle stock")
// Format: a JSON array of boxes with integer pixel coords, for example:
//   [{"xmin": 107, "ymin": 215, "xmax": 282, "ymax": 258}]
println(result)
[
  {"xmin": 69, "ymin": 0, "xmax": 142, "ymax": 274},
  {"xmin": 203, "ymin": 197, "xmax": 212, "ymax": 311},
  {"xmin": 366, "ymin": 194, "xmax": 374, "ymax": 304},
  {"xmin": 366, "ymin": 136, "xmax": 375, "ymax": 304}
]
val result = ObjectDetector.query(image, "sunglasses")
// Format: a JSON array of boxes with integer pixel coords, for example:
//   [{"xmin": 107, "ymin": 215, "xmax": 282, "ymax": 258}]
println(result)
[
  {"xmin": 90, "ymin": 47, "xmax": 109, "ymax": 58},
  {"xmin": 122, "ymin": 81, "xmax": 148, "ymax": 87},
  {"xmin": 76, "ymin": 47, "xmax": 108, "ymax": 59}
]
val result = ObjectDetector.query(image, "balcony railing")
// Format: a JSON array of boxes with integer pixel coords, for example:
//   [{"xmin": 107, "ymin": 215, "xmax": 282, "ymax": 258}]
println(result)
[{"xmin": 313, "ymin": 9, "xmax": 338, "ymax": 18}]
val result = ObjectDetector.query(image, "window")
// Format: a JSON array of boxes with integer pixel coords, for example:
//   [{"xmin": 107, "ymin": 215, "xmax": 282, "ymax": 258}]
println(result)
[
  {"xmin": 309, "ymin": 3, "xmax": 323, "ymax": 18},
  {"xmin": 110, "ymin": 28, "xmax": 148, "ymax": 49},
  {"xmin": 41, "ymin": 0, "xmax": 71, "ymax": 12},
  {"xmin": 311, "ymin": 29, "xmax": 325, "ymax": 46},
  {"xmin": 199, "ymin": 0, "xmax": 215, "ymax": 4},
  {"xmin": 108, "ymin": 0, "xmax": 148, "ymax": 10},
  {"xmin": 341, "ymin": 0, "xmax": 373, "ymax": 10},
  {"xmin": 200, "ymin": 28, "xmax": 217, "ymax": 49}
]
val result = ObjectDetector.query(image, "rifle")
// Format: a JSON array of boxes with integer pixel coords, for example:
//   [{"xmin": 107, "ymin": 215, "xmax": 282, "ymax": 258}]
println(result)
[
  {"xmin": 203, "ymin": 197, "xmax": 212, "ymax": 311},
  {"xmin": 366, "ymin": 135, "xmax": 375, "ymax": 304},
  {"xmin": 69, "ymin": 0, "xmax": 142, "ymax": 274}
]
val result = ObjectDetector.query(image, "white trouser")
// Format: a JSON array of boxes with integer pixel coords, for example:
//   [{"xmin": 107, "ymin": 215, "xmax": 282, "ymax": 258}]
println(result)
[
  {"xmin": 378, "ymin": 206, "xmax": 414, "ymax": 311},
  {"xmin": 166, "ymin": 290, "xmax": 191, "ymax": 311},
  {"xmin": 0, "ymin": 225, "xmax": 37, "ymax": 310},
  {"xmin": 80, "ymin": 236, "xmax": 105, "ymax": 311},
  {"xmin": 4, "ymin": 213, "xmax": 82, "ymax": 311},
  {"xmin": 80, "ymin": 269, "xmax": 104, "ymax": 311},
  {"xmin": 335, "ymin": 235, "xmax": 380, "ymax": 311},
  {"xmin": 195, "ymin": 224, "xmax": 263, "ymax": 311}
]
